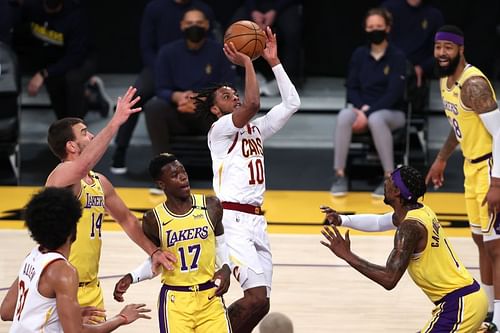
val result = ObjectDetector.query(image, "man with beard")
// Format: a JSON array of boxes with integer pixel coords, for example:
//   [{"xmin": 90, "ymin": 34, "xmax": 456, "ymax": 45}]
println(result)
[
  {"xmin": 321, "ymin": 165, "xmax": 488, "ymax": 332},
  {"xmin": 426, "ymin": 25, "xmax": 500, "ymax": 330}
]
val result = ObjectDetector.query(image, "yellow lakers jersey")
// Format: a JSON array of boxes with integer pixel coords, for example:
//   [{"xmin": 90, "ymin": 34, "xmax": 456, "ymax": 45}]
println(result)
[
  {"xmin": 440, "ymin": 65, "xmax": 496, "ymax": 160},
  {"xmin": 70, "ymin": 171, "xmax": 105, "ymax": 282},
  {"xmin": 155, "ymin": 194, "xmax": 216, "ymax": 286},
  {"xmin": 406, "ymin": 205, "xmax": 473, "ymax": 303}
]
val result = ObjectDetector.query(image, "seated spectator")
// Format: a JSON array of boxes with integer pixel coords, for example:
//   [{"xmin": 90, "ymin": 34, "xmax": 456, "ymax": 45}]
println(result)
[
  {"xmin": 382, "ymin": 0, "xmax": 444, "ymax": 111},
  {"xmin": 12, "ymin": 0, "xmax": 110, "ymax": 120},
  {"xmin": 110, "ymin": 0, "xmax": 215, "ymax": 175},
  {"xmin": 231, "ymin": 0, "xmax": 303, "ymax": 95},
  {"xmin": 144, "ymin": 8, "xmax": 236, "ymax": 185},
  {"xmin": 330, "ymin": 7, "xmax": 407, "ymax": 198}
]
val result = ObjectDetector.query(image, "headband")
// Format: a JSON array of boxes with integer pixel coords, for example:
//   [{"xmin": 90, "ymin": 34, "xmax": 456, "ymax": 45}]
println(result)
[
  {"xmin": 435, "ymin": 31, "xmax": 464, "ymax": 45},
  {"xmin": 391, "ymin": 169, "xmax": 413, "ymax": 201}
]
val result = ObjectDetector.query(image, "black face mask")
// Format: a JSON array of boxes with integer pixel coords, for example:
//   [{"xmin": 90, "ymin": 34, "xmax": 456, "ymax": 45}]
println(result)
[
  {"xmin": 184, "ymin": 26, "xmax": 207, "ymax": 43},
  {"xmin": 366, "ymin": 30, "xmax": 387, "ymax": 45}
]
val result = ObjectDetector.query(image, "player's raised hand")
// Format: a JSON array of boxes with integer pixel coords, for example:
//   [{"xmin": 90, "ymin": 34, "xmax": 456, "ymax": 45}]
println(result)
[
  {"xmin": 320, "ymin": 225, "xmax": 351, "ymax": 260},
  {"xmin": 223, "ymin": 41, "xmax": 251, "ymax": 67},
  {"xmin": 117, "ymin": 304, "xmax": 151, "ymax": 324},
  {"xmin": 261, "ymin": 26, "xmax": 279, "ymax": 67},
  {"xmin": 320, "ymin": 205, "xmax": 342, "ymax": 226},
  {"xmin": 111, "ymin": 86, "xmax": 142, "ymax": 126}
]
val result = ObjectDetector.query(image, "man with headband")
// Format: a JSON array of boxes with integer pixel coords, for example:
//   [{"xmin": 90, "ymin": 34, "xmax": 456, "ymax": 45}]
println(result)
[
  {"xmin": 320, "ymin": 165, "xmax": 489, "ymax": 332},
  {"xmin": 426, "ymin": 25, "xmax": 500, "ymax": 329}
]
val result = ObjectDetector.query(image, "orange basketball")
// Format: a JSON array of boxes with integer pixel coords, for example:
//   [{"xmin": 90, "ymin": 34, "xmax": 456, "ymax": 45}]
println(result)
[{"xmin": 224, "ymin": 20, "xmax": 266, "ymax": 61}]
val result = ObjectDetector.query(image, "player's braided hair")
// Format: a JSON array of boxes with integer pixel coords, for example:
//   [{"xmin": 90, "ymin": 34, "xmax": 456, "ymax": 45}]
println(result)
[
  {"xmin": 193, "ymin": 83, "xmax": 236, "ymax": 116},
  {"xmin": 398, "ymin": 166, "xmax": 427, "ymax": 203}
]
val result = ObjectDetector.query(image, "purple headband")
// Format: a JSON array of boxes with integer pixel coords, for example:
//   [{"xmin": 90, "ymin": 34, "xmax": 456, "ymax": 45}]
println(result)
[
  {"xmin": 435, "ymin": 31, "xmax": 464, "ymax": 45},
  {"xmin": 391, "ymin": 169, "xmax": 413, "ymax": 201}
]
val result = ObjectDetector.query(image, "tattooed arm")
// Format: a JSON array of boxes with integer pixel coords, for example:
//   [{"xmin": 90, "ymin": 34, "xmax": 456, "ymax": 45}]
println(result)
[
  {"xmin": 461, "ymin": 76, "xmax": 497, "ymax": 114},
  {"xmin": 321, "ymin": 220, "xmax": 426, "ymax": 290}
]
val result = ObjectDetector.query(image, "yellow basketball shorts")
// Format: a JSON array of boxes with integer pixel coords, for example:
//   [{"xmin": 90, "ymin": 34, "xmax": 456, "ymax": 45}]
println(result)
[
  {"xmin": 157, "ymin": 282, "xmax": 232, "ymax": 333},
  {"xmin": 77, "ymin": 279, "xmax": 104, "ymax": 310},
  {"xmin": 420, "ymin": 280, "xmax": 487, "ymax": 333},
  {"xmin": 463, "ymin": 159, "xmax": 495, "ymax": 235}
]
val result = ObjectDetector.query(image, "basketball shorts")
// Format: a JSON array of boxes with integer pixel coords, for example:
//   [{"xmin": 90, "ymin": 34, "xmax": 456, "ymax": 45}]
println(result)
[
  {"xmin": 463, "ymin": 159, "xmax": 500, "ymax": 237},
  {"xmin": 157, "ymin": 283, "xmax": 232, "ymax": 333},
  {"xmin": 77, "ymin": 279, "xmax": 104, "ymax": 311},
  {"xmin": 420, "ymin": 281, "xmax": 487, "ymax": 333},
  {"xmin": 222, "ymin": 209, "xmax": 272, "ymax": 293}
]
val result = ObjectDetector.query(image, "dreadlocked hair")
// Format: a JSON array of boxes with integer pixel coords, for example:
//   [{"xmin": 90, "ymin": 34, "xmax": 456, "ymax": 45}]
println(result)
[
  {"xmin": 193, "ymin": 83, "xmax": 235, "ymax": 114},
  {"xmin": 398, "ymin": 165, "xmax": 427, "ymax": 203}
]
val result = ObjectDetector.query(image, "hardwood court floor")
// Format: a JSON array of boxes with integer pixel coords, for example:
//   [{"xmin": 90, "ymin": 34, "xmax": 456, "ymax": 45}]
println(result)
[{"xmin": 0, "ymin": 187, "xmax": 478, "ymax": 332}]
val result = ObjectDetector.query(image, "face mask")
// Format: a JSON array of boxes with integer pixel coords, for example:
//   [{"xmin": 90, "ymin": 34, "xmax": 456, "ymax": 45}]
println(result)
[
  {"xmin": 366, "ymin": 30, "xmax": 387, "ymax": 45},
  {"xmin": 184, "ymin": 26, "xmax": 207, "ymax": 43}
]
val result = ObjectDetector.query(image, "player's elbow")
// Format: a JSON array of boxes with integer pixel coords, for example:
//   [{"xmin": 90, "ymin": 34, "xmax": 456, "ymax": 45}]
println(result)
[
  {"xmin": 381, "ymin": 275, "xmax": 400, "ymax": 290},
  {"xmin": 285, "ymin": 92, "xmax": 301, "ymax": 111}
]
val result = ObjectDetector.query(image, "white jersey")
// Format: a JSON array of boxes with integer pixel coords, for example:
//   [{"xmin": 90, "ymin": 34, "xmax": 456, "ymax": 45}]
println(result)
[
  {"xmin": 9, "ymin": 248, "xmax": 65, "ymax": 333},
  {"xmin": 208, "ymin": 64, "xmax": 301, "ymax": 206}
]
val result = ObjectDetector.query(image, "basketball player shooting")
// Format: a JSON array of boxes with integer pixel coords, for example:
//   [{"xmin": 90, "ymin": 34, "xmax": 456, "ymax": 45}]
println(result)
[{"xmin": 190, "ymin": 26, "xmax": 301, "ymax": 332}]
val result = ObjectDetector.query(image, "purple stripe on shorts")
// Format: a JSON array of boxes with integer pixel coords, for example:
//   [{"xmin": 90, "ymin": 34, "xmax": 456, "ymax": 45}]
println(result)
[
  {"xmin": 426, "ymin": 281, "xmax": 479, "ymax": 332},
  {"xmin": 158, "ymin": 284, "xmax": 168, "ymax": 333}
]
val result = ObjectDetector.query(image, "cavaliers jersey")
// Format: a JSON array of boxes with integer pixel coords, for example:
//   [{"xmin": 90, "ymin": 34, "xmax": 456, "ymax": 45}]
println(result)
[
  {"xmin": 10, "ymin": 248, "xmax": 65, "ymax": 333},
  {"xmin": 70, "ymin": 171, "xmax": 105, "ymax": 283},
  {"xmin": 208, "ymin": 115, "xmax": 267, "ymax": 206},
  {"xmin": 406, "ymin": 204, "xmax": 474, "ymax": 303},
  {"xmin": 155, "ymin": 194, "xmax": 216, "ymax": 286},
  {"xmin": 440, "ymin": 65, "xmax": 496, "ymax": 160}
]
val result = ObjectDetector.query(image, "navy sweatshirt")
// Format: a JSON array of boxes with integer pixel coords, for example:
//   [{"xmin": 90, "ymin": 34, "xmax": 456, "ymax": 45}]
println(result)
[{"xmin": 346, "ymin": 44, "xmax": 407, "ymax": 115}]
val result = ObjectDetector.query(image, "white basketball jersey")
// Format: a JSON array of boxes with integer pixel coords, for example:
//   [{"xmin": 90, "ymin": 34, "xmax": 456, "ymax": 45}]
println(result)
[
  {"xmin": 9, "ymin": 248, "xmax": 65, "ymax": 333},
  {"xmin": 208, "ymin": 115, "xmax": 266, "ymax": 206}
]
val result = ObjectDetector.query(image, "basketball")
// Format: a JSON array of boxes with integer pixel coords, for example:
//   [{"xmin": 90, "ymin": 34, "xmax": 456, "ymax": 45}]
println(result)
[
  {"xmin": 352, "ymin": 109, "xmax": 368, "ymax": 134},
  {"xmin": 224, "ymin": 20, "xmax": 266, "ymax": 61}
]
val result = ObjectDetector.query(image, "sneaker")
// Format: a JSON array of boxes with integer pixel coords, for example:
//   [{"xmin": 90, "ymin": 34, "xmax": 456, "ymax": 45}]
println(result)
[
  {"xmin": 110, "ymin": 150, "xmax": 127, "ymax": 175},
  {"xmin": 372, "ymin": 180, "xmax": 385, "ymax": 198},
  {"xmin": 87, "ymin": 76, "xmax": 113, "ymax": 118},
  {"xmin": 149, "ymin": 185, "xmax": 163, "ymax": 196},
  {"xmin": 330, "ymin": 176, "xmax": 348, "ymax": 197}
]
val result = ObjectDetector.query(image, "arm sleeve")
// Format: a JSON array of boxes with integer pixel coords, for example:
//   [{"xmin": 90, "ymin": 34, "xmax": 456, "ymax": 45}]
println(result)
[
  {"xmin": 129, "ymin": 257, "xmax": 156, "ymax": 283},
  {"xmin": 479, "ymin": 108, "xmax": 500, "ymax": 177},
  {"xmin": 339, "ymin": 212, "xmax": 396, "ymax": 232},
  {"xmin": 254, "ymin": 64, "xmax": 301, "ymax": 140}
]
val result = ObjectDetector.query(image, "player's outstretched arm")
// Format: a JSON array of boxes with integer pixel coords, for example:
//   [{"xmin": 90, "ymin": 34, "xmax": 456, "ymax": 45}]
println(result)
[
  {"xmin": 100, "ymin": 176, "xmax": 175, "ymax": 271},
  {"xmin": 321, "ymin": 220, "xmax": 424, "ymax": 290},
  {"xmin": 321, "ymin": 206, "xmax": 396, "ymax": 232},
  {"xmin": 45, "ymin": 87, "xmax": 141, "ymax": 188}
]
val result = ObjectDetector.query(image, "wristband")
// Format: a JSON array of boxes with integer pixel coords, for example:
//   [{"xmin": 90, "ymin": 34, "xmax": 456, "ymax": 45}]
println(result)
[
  {"xmin": 118, "ymin": 313, "xmax": 128, "ymax": 324},
  {"xmin": 150, "ymin": 247, "xmax": 162, "ymax": 258}
]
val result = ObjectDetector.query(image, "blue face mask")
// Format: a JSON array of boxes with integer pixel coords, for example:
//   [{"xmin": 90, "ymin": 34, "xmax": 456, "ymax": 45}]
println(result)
[{"xmin": 366, "ymin": 30, "xmax": 387, "ymax": 45}]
